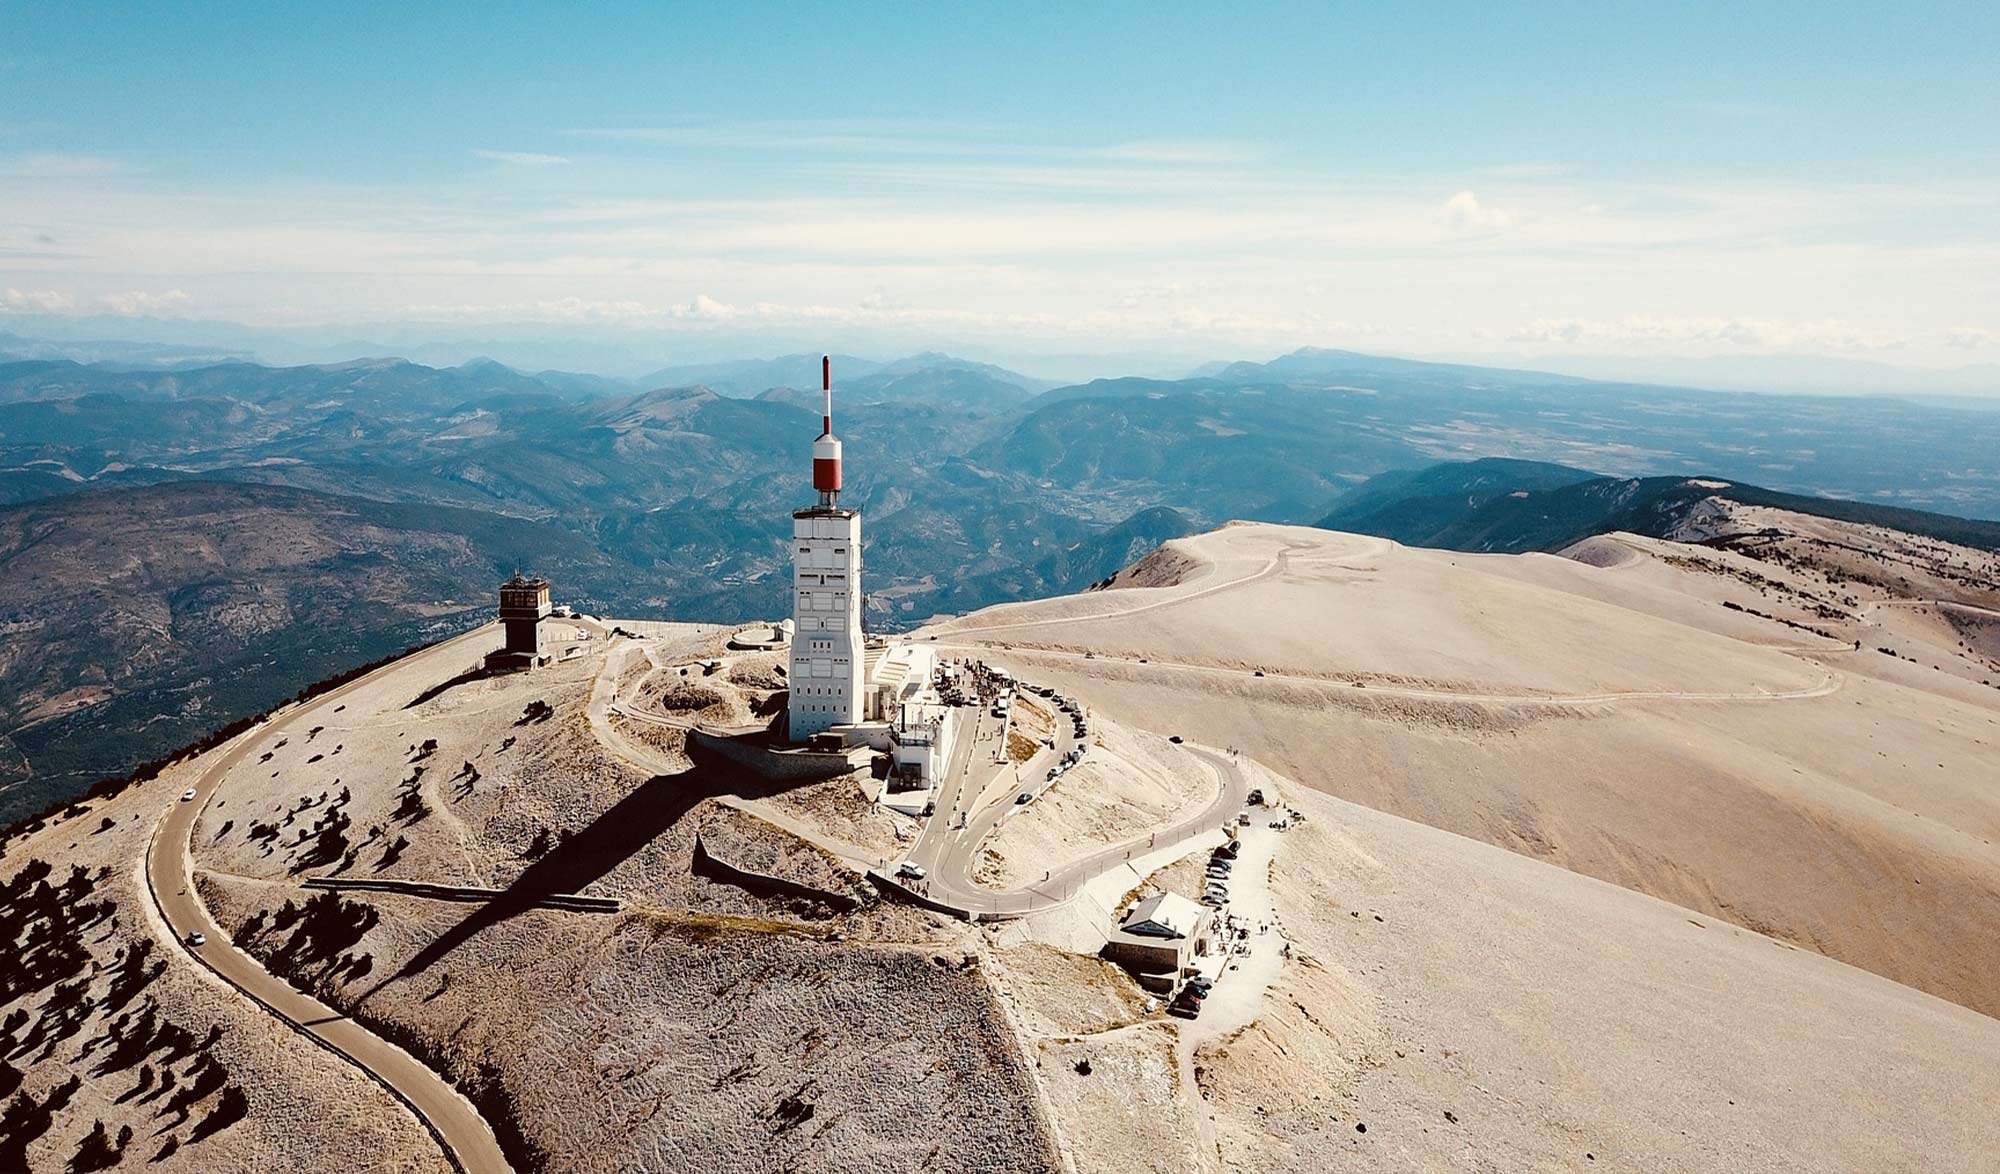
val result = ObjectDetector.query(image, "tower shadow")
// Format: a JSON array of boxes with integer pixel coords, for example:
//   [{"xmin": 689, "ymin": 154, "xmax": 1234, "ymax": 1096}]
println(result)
[{"xmin": 357, "ymin": 761, "xmax": 814, "ymax": 1002}]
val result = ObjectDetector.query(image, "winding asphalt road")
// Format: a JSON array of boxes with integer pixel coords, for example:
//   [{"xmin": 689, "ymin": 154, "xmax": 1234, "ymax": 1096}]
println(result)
[
  {"xmin": 592, "ymin": 636, "xmax": 1247, "ymax": 921},
  {"xmin": 931, "ymin": 537, "xmax": 1339, "ymax": 641},
  {"xmin": 929, "ymin": 641, "xmax": 1844, "ymax": 707},
  {"xmin": 147, "ymin": 623, "xmax": 511, "ymax": 1174},
  {"xmin": 928, "ymin": 529, "xmax": 1846, "ymax": 707},
  {"xmin": 909, "ymin": 741, "xmax": 1248, "ymax": 918}
]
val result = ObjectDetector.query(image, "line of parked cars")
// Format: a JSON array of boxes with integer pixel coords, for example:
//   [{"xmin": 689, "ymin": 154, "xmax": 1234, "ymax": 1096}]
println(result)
[
  {"xmin": 1167, "ymin": 973, "xmax": 1214, "ymax": 1019},
  {"xmin": 1012, "ymin": 683, "xmax": 1092, "ymax": 783},
  {"xmin": 1045, "ymin": 742, "xmax": 1087, "ymax": 783},
  {"xmin": 1024, "ymin": 683, "xmax": 1089, "ymax": 742},
  {"xmin": 1175, "ymin": 841, "xmax": 1249, "ymax": 1019},
  {"xmin": 1202, "ymin": 837, "xmax": 1239, "ymax": 909}
]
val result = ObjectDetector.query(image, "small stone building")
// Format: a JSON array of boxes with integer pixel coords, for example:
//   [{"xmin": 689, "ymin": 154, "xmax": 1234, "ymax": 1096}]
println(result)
[{"xmin": 485, "ymin": 573, "xmax": 551, "ymax": 672}]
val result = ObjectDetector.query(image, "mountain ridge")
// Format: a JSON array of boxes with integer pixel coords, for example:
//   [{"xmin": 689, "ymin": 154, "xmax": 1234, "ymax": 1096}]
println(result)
[{"xmin": 1320, "ymin": 458, "xmax": 2000, "ymax": 552}]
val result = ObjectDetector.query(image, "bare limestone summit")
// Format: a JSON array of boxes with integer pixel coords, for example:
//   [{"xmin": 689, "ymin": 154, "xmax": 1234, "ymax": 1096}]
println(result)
[{"xmin": 788, "ymin": 355, "xmax": 864, "ymax": 740}]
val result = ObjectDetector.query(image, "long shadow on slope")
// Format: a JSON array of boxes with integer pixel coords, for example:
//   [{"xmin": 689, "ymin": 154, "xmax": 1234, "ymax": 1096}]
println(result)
[{"xmin": 358, "ymin": 760, "xmax": 815, "ymax": 1002}]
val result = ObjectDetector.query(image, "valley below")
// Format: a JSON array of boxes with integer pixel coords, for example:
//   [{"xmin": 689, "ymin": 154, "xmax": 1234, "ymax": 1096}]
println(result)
[{"xmin": 7, "ymin": 346, "xmax": 2000, "ymax": 821}]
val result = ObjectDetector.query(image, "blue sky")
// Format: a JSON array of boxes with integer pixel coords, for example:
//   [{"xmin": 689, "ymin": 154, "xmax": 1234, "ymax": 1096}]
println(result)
[{"xmin": 2, "ymin": 2, "xmax": 1997, "ymax": 375}]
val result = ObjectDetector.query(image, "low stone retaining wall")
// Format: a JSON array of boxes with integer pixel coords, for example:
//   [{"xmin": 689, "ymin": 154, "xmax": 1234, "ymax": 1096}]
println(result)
[
  {"xmin": 687, "ymin": 726, "xmax": 872, "ymax": 781},
  {"xmin": 865, "ymin": 872, "xmax": 975, "ymax": 921},
  {"xmin": 302, "ymin": 877, "xmax": 620, "ymax": 913},
  {"xmin": 691, "ymin": 836, "xmax": 862, "ymax": 914}
]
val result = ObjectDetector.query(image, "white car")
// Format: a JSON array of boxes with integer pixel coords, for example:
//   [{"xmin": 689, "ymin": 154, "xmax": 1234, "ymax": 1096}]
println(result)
[
  {"xmin": 186, "ymin": 931, "xmax": 206, "ymax": 947},
  {"xmin": 896, "ymin": 861, "xmax": 927, "ymax": 880},
  {"xmin": 180, "ymin": 788, "xmax": 198, "ymax": 802}
]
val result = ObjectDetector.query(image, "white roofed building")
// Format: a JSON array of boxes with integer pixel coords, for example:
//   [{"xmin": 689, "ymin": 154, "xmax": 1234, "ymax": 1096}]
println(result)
[
  {"xmin": 1121, "ymin": 892, "xmax": 1204, "ymax": 939},
  {"xmin": 1103, "ymin": 890, "xmax": 1214, "ymax": 990}
]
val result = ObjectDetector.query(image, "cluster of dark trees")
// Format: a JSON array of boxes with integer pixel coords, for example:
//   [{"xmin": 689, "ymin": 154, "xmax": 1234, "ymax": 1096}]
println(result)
[
  {"xmin": 237, "ymin": 892, "xmax": 379, "ymax": 996},
  {"xmin": 0, "ymin": 857, "xmax": 249, "ymax": 1166}
]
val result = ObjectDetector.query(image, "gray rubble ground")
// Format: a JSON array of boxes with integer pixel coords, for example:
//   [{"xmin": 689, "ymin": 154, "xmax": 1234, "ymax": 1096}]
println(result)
[
  {"xmin": 204, "ymin": 878, "xmax": 1061, "ymax": 1174},
  {"xmin": 188, "ymin": 628, "xmax": 1064, "ymax": 1172}
]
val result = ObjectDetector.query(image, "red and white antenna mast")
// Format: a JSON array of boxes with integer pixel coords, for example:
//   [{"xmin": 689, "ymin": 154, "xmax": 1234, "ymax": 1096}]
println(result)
[{"xmin": 812, "ymin": 354, "xmax": 842, "ymax": 507}]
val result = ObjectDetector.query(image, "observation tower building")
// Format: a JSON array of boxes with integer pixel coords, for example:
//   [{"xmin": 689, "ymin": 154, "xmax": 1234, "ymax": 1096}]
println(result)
[{"xmin": 788, "ymin": 356, "xmax": 865, "ymax": 740}]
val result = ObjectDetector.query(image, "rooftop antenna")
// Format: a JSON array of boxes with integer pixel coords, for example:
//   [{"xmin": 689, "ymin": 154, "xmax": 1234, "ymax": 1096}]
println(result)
[{"xmin": 812, "ymin": 353, "xmax": 842, "ymax": 508}]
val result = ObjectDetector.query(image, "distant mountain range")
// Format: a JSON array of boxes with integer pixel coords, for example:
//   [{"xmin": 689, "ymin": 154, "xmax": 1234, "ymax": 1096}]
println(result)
[
  {"xmin": 5, "ymin": 340, "xmax": 2000, "ymax": 820},
  {"xmin": 641, "ymin": 351, "xmax": 1059, "ymax": 403},
  {"xmin": 1505, "ymin": 350, "xmax": 2000, "ymax": 400},
  {"xmin": 1319, "ymin": 457, "xmax": 2000, "ymax": 554},
  {"xmin": 0, "ymin": 329, "xmax": 255, "ymax": 367}
]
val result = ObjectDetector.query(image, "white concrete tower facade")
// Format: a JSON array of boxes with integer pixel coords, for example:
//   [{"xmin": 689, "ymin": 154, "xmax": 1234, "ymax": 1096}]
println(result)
[{"xmin": 789, "ymin": 355, "xmax": 865, "ymax": 740}]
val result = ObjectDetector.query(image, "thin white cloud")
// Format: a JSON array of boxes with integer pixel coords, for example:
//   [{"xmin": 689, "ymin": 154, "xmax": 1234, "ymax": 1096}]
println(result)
[
  {"xmin": 1510, "ymin": 314, "xmax": 1909, "ymax": 353},
  {"xmin": 1439, "ymin": 190, "xmax": 1513, "ymax": 231},
  {"xmin": 0, "ymin": 287, "xmax": 75, "ymax": 313},
  {"xmin": 570, "ymin": 122, "xmax": 1006, "ymax": 158},
  {"xmin": 0, "ymin": 152, "xmax": 128, "ymax": 178},
  {"xmin": 1482, "ymin": 162, "xmax": 1574, "ymax": 178},
  {"xmin": 471, "ymin": 149, "xmax": 571, "ymax": 167},
  {"xmin": 669, "ymin": 293, "xmax": 738, "ymax": 321},
  {"xmin": 0, "ymin": 138, "xmax": 1995, "ymax": 367},
  {"xmin": 100, "ymin": 288, "xmax": 191, "ymax": 316},
  {"xmin": 1095, "ymin": 139, "xmax": 1268, "ymax": 165},
  {"xmin": 1943, "ymin": 326, "xmax": 1995, "ymax": 350},
  {"xmin": 568, "ymin": 120, "xmax": 1266, "ymax": 175}
]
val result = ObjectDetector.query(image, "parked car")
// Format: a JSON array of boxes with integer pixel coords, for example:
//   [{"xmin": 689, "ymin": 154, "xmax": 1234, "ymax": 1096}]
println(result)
[
  {"xmin": 896, "ymin": 861, "xmax": 927, "ymax": 880},
  {"xmin": 1169, "ymin": 734, "xmax": 1183, "ymax": 744},
  {"xmin": 185, "ymin": 931, "xmax": 206, "ymax": 947},
  {"xmin": 180, "ymin": 788, "xmax": 197, "ymax": 802},
  {"xmin": 1246, "ymin": 788, "xmax": 1265, "ymax": 806},
  {"xmin": 1015, "ymin": 792, "xmax": 1032, "ymax": 805}
]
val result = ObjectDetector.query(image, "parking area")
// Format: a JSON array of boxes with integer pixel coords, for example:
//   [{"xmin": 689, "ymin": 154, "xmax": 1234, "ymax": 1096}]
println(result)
[{"xmin": 1166, "ymin": 798, "xmax": 1299, "ymax": 1031}]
